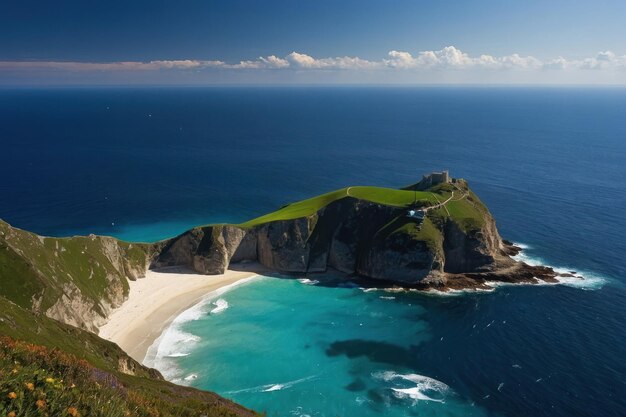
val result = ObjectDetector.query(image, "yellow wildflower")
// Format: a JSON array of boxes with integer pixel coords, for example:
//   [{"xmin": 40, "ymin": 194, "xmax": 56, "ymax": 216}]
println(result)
[
  {"xmin": 8, "ymin": 412, "xmax": 16, "ymax": 417},
  {"xmin": 7, "ymin": 391, "xmax": 17, "ymax": 399},
  {"xmin": 25, "ymin": 382, "xmax": 35, "ymax": 391},
  {"xmin": 67, "ymin": 407, "xmax": 79, "ymax": 417},
  {"xmin": 36, "ymin": 399, "xmax": 47, "ymax": 409},
  {"xmin": 45, "ymin": 377, "xmax": 55, "ymax": 383}
]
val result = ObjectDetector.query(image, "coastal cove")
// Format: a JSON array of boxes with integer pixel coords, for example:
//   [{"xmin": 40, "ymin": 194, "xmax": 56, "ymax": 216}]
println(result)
[
  {"xmin": 1, "ymin": 87, "xmax": 625, "ymax": 417},
  {"xmin": 98, "ymin": 266, "xmax": 262, "ymax": 362},
  {"xmin": 113, "ymin": 245, "xmax": 609, "ymax": 417}
]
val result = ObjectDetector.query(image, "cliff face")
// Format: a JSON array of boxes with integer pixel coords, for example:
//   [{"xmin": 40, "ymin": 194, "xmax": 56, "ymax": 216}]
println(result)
[
  {"xmin": 0, "ymin": 220, "xmax": 154, "ymax": 332},
  {"xmin": 152, "ymin": 180, "xmax": 514, "ymax": 287}
]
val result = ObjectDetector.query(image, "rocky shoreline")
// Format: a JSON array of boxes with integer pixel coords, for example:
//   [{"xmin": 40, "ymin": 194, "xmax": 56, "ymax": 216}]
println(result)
[{"xmin": 151, "ymin": 179, "xmax": 579, "ymax": 293}]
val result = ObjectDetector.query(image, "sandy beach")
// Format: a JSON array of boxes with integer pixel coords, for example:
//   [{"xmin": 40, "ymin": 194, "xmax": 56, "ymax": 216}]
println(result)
[{"xmin": 98, "ymin": 265, "xmax": 261, "ymax": 362}]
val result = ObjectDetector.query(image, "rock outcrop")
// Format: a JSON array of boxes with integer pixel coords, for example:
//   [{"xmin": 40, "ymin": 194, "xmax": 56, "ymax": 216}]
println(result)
[
  {"xmin": 0, "ymin": 220, "xmax": 154, "ymax": 332},
  {"xmin": 152, "ymin": 178, "xmax": 534, "ymax": 289}
]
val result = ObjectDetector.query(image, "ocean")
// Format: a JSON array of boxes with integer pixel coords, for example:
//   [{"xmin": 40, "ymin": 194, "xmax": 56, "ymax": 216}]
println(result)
[{"xmin": 1, "ymin": 87, "xmax": 625, "ymax": 416}]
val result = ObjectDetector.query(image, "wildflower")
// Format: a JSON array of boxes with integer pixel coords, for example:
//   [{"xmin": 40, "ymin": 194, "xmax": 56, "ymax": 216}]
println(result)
[
  {"xmin": 67, "ymin": 407, "xmax": 79, "ymax": 416},
  {"xmin": 8, "ymin": 412, "xmax": 16, "ymax": 417},
  {"xmin": 36, "ymin": 399, "xmax": 47, "ymax": 409},
  {"xmin": 25, "ymin": 382, "xmax": 35, "ymax": 391},
  {"xmin": 11, "ymin": 368, "xmax": 18, "ymax": 374},
  {"xmin": 8, "ymin": 391, "xmax": 17, "ymax": 399},
  {"xmin": 45, "ymin": 377, "xmax": 55, "ymax": 383}
]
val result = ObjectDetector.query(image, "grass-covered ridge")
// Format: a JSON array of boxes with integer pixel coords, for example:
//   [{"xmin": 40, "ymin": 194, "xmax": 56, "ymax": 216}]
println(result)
[
  {"xmin": 238, "ymin": 186, "xmax": 441, "ymax": 228},
  {"xmin": 236, "ymin": 180, "xmax": 488, "ymax": 235}
]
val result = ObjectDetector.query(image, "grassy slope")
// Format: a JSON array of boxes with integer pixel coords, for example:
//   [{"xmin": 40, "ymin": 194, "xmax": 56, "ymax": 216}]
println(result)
[
  {"xmin": 0, "ymin": 220, "xmax": 152, "ymax": 313},
  {"xmin": 236, "ymin": 182, "xmax": 488, "ymax": 252},
  {"xmin": 0, "ymin": 298, "xmax": 258, "ymax": 417},
  {"xmin": 238, "ymin": 186, "xmax": 440, "ymax": 228}
]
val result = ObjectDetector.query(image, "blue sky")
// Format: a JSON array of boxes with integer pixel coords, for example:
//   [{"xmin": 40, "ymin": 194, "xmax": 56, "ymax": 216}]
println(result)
[{"xmin": 1, "ymin": 0, "xmax": 626, "ymax": 84}]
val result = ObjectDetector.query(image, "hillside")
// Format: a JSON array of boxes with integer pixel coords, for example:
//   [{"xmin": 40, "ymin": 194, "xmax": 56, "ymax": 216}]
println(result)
[
  {"xmin": 154, "ymin": 173, "xmax": 557, "ymax": 289},
  {"xmin": 0, "ymin": 297, "xmax": 258, "ymax": 417},
  {"xmin": 0, "ymin": 223, "xmax": 258, "ymax": 417},
  {"xmin": 0, "ymin": 219, "xmax": 155, "ymax": 332}
]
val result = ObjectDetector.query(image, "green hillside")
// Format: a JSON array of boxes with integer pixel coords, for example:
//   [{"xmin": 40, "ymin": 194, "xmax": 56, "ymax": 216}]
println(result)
[
  {"xmin": 0, "ymin": 298, "xmax": 258, "ymax": 417},
  {"xmin": 0, "ymin": 221, "xmax": 258, "ymax": 417},
  {"xmin": 238, "ymin": 185, "xmax": 443, "ymax": 228},
  {"xmin": 0, "ymin": 220, "xmax": 152, "ymax": 313}
]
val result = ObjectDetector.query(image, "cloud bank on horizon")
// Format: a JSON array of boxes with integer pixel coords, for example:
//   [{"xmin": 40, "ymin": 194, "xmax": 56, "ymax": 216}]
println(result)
[{"xmin": 2, "ymin": 46, "xmax": 625, "ymax": 84}]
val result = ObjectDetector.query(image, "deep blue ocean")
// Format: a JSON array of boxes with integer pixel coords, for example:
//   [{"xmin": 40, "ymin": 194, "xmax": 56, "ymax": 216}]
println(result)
[{"xmin": 1, "ymin": 87, "xmax": 625, "ymax": 417}]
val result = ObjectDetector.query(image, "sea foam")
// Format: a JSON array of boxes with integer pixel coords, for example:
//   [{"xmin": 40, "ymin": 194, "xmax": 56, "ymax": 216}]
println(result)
[
  {"xmin": 510, "ymin": 244, "xmax": 606, "ymax": 290},
  {"xmin": 226, "ymin": 375, "xmax": 317, "ymax": 395},
  {"xmin": 373, "ymin": 371, "xmax": 450, "ymax": 403},
  {"xmin": 422, "ymin": 243, "xmax": 606, "ymax": 297},
  {"xmin": 210, "ymin": 298, "xmax": 229, "ymax": 314},
  {"xmin": 143, "ymin": 275, "xmax": 264, "ymax": 382}
]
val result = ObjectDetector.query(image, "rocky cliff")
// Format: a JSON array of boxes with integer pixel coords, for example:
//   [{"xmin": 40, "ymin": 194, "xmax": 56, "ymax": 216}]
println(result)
[
  {"xmin": 0, "ymin": 220, "xmax": 155, "ymax": 332},
  {"xmin": 152, "ymin": 178, "xmax": 537, "ymax": 289}
]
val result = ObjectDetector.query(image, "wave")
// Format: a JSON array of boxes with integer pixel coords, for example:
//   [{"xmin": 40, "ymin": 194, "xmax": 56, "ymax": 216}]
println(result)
[
  {"xmin": 373, "ymin": 371, "xmax": 450, "ymax": 403},
  {"xmin": 298, "ymin": 278, "xmax": 319, "ymax": 285},
  {"xmin": 510, "ymin": 244, "xmax": 606, "ymax": 290},
  {"xmin": 210, "ymin": 298, "xmax": 229, "ymax": 314},
  {"xmin": 143, "ymin": 275, "xmax": 264, "ymax": 381},
  {"xmin": 166, "ymin": 352, "xmax": 190, "ymax": 358},
  {"xmin": 226, "ymin": 375, "xmax": 317, "ymax": 395},
  {"xmin": 422, "ymin": 243, "xmax": 607, "ymax": 297}
]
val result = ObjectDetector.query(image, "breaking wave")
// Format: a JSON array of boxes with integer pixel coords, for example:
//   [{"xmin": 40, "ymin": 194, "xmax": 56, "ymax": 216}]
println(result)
[
  {"xmin": 510, "ymin": 244, "xmax": 606, "ymax": 290},
  {"xmin": 143, "ymin": 275, "xmax": 264, "ymax": 381},
  {"xmin": 373, "ymin": 371, "xmax": 450, "ymax": 403},
  {"xmin": 423, "ymin": 242, "xmax": 606, "ymax": 297},
  {"xmin": 210, "ymin": 299, "xmax": 229, "ymax": 314},
  {"xmin": 226, "ymin": 375, "xmax": 317, "ymax": 395}
]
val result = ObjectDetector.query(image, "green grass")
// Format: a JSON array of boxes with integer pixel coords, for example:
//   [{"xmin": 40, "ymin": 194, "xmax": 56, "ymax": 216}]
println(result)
[
  {"xmin": 238, "ymin": 186, "xmax": 441, "ymax": 228},
  {"xmin": 0, "ymin": 299, "xmax": 259, "ymax": 417},
  {"xmin": 0, "ymin": 220, "xmax": 152, "ymax": 315}
]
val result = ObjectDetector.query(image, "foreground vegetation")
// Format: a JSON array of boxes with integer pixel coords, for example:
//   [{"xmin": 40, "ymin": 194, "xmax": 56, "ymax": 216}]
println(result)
[
  {"xmin": 0, "ymin": 298, "xmax": 259, "ymax": 417},
  {"xmin": 0, "ymin": 336, "xmax": 258, "ymax": 417}
]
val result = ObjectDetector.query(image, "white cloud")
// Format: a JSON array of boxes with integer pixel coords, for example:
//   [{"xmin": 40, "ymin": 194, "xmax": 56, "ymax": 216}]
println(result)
[
  {"xmin": 1, "ymin": 47, "xmax": 625, "ymax": 76},
  {"xmin": 384, "ymin": 46, "xmax": 542, "ymax": 70},
  {"xmin": 285, "ymin": 52, "xmax": 378, "ymax": 69}
]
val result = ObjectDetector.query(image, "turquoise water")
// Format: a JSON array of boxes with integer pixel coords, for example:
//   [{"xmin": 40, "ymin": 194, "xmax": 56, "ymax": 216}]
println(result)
[
  {"xmin": 146, "ymin": 277, "xmax": 487, "ymax": 417},
  {"xmin": 145, "ymin": 265, "xmax": 606, "ymax": 417}
]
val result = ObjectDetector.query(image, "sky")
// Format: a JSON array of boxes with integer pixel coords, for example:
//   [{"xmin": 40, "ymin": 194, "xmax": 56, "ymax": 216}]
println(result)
[{"xmin": 1, "ymin": 0, "xmax": 626, "ymax": 85}]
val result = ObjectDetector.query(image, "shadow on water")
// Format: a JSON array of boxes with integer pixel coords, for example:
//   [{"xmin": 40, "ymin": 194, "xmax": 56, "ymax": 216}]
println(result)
[{"xmin": 326, "ymin": 339, "xmax": 420, "ymax": 369}]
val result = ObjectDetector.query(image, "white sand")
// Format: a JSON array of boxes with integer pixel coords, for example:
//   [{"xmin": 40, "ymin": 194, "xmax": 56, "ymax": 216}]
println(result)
[{"xmin": 98, "ymin": 265, "xmax": 261, "ymax": 362}]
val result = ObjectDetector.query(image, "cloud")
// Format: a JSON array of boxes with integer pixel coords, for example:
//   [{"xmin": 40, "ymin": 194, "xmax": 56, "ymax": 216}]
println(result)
[
  {"xmin": 286, "ymin": 52, "xmax": 378, "ymax": 69},
  {"xmin": 1, "ymin": 47, "xmax": 625, "ymax": 75},
  {"xmin": 384, "ymin": 46, "xmax": 542, "ymax": 70}
]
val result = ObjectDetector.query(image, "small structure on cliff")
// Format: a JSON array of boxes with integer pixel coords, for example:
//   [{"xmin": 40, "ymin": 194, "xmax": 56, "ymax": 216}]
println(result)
[
  {"xmin": 410, "ymin": 171, "xmax": 452, "ymax": 191},
  {"xmin": 423, "ymin": 171, "xmax": 450, "ymax": 186}
]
